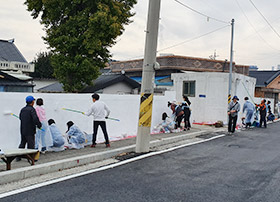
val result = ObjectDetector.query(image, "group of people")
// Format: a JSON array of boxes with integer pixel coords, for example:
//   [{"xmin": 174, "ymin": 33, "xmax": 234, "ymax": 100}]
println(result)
[
  {"xmin": 157, "ymin": 96, "xmax": 192, "ymax": 133},
  {"xmin": 17, "ymin": 93, "xmax": 111, "ymax": 158},
  {"xmin": 227, "ymin": 95, "xmax": 274, "ymax": 134}
]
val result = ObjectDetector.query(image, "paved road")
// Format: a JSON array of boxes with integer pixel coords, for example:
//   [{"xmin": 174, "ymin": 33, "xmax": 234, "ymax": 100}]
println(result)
[{"xmin": 2, "ymin": 122, "xmax": 280, "ymax": 202}]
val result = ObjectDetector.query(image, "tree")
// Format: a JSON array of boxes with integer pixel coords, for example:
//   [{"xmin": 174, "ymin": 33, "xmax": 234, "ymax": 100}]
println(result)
[
  {"xmin": 30, "ymin": 52, "xmax": 54, "ymax": 79},
  {"xmin": 24, "ymin": 0, "xmax": 137, "ymax": 92}
]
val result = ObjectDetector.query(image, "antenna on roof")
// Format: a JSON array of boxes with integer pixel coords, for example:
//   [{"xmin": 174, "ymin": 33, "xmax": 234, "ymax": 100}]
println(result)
[{"xmin": 209, "ymin": 50, "xmax": 219, "ymax": 60}]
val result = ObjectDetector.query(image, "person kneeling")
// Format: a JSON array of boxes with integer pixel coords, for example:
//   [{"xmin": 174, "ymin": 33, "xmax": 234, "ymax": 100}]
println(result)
[
  {"xmin": 66, "ymin": 121, "xmax": 86, "ymax": 149},
  {"xmin": 48, "ymin": 119, "xmax": 65, "ymax": 151}
]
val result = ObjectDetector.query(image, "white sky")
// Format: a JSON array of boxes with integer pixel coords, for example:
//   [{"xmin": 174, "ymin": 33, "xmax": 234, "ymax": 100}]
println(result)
[{"xmin": 1, "ymin": 0, "xmax": 280, "ymax": 70}]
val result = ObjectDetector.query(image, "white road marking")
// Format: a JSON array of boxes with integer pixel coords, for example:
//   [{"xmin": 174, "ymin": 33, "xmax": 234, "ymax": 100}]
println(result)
[{"xmin": 0, "ymin": 134, "xmax": 225, "ymax": 199}]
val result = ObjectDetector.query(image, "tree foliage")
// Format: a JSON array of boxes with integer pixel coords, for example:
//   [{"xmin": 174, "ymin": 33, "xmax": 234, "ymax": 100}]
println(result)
[
  {"xmin": 30, "ymin": 52, "xmax": 54, "ymax": 79},
  {"xmin": 24, "ymin": 0, "xmax": 137, "ymax": 92}
]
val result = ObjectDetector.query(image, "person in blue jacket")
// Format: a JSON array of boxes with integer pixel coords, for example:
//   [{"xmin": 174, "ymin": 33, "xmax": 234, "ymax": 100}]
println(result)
[
  {"xmin": 66, "ymin": 121, "xmax": 85, "ymax": 149},
  {"xmin": 48, "ymin": 119, "xmax": 64, "ymax": 148},
  {"xmin": 242, "ymin": 97, "xmax": 255, "ymax": 128}
]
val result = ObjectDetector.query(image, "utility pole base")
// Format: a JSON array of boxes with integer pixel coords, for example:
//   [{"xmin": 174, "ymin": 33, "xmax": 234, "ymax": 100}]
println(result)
[{"xmin": 136, "ymin": 126, "xmax": 151, "ymax": 153}]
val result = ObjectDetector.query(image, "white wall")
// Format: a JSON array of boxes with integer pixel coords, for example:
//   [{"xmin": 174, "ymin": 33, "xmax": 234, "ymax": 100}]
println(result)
[
  {"xmin": 171, "ymin": 72, "xmax": 257, "ymax": 124},
  {"xmin": 0, "ymin": 92, "xmax": 175, "ymax": 150}
]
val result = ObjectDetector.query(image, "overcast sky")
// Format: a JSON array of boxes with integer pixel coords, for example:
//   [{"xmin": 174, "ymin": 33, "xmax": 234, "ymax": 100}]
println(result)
[{"xmin": 1, "ymin": 0, "xmax": 280, "ymax": 70}]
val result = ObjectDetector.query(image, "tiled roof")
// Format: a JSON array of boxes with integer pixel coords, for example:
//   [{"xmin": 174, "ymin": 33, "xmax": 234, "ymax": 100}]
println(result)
[
  {"xmin": 38, "ymin": 74, "xmax": 140, "ymax": 93},
  {"xmin": 0, "ymin": 39, "xmax": 27, "ymax": 62},
  {"xmin": 249, "ymin": 70, "xmax": 280, "ymax": 87},
  {"xmin": 37, "ymin": 82, "xmax": 64, "ymax": 93},
  {"xmin": 0, "ymin": 71, "xmax": 33, "ymax": 87},
  {"xmin": 81, "ymin": 74, "xmax": 140, "ymax": 93}
]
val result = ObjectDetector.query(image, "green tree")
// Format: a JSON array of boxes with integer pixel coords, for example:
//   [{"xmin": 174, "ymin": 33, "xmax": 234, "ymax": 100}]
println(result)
[
  {"xmin": 25, "ymin": 0, "xmax": 137, "ymax": 92},
  {"xmin": 30, "ymin": 52, "xmax": 54, "ymax": 79}
]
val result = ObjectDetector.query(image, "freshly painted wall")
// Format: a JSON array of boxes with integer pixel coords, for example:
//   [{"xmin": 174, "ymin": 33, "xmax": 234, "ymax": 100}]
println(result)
[{"xmin": 0, "ymin": 91, "xmax": 175, "ymax": 150}]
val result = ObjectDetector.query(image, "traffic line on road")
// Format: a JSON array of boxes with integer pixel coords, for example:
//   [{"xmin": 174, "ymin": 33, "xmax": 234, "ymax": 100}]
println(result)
[{"xmin": 0, "ymin": 134, "xmax": 225, "ymax": 199}]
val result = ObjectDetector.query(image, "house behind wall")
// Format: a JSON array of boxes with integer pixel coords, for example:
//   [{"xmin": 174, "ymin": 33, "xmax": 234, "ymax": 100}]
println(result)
[
  {"xmin": 107, "ymin": 55, "xmax": 250, "ymax": 95},
  {"xmin": 249, "ymin": 70, "xmax": 280, "ymax": 112}
]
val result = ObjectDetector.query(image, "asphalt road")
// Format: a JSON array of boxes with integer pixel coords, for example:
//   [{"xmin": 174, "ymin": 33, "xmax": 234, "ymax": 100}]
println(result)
[{"xmin": 2, "ymin": 122, "xmax": 280, "ymax": 202}]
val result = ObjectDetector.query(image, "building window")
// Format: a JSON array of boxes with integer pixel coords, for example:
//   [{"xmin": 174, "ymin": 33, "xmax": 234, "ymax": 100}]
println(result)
[{"xmin": 183, "ymin": 81, "xmax": 195, "ymax": 97}]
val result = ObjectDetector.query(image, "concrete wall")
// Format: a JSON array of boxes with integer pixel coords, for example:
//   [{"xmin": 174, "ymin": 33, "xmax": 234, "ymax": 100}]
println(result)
[
  {"xmin": 171, "ymin": 72, "xmax": 257, "ymax": 124},
  {"xmin": 0, "ymin": 92, "xmax": 175, "ymax": 150}
]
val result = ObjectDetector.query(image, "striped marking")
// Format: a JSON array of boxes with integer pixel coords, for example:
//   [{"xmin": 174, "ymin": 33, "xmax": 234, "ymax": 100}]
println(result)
[
  {"xmin": 139, "ymin": 93, "xmax": 153, "ymax": 127},
  {"xmin": 228, "ymin": 94, "xmax": 231, "ymax": 104}
]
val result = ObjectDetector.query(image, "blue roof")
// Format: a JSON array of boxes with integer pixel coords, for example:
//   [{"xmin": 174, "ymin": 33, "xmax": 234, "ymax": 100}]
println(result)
[{"xmin": 130, "ymin": 76, "xmax": 173, "ymax": 86}]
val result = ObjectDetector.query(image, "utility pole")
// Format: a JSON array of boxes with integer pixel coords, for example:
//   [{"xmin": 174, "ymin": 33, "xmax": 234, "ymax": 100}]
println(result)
[
  {"xmin": 136, "ymin": 0, "xmax": 161, "ymax": 153},
  {"xmin": 228, "ymin": 19, "xmax": 234, "ymax": 104}
]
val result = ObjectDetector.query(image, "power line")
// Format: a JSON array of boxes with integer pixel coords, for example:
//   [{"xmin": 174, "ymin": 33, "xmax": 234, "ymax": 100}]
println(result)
[
  {"xmin": 157, "ymin": 24, "xmax": 230, "ymax": 52},
  {"xmin": 237, "ymin": 17, "xmax": 280, "ymax": 43},
  {"xmin": 124, "ymin": 25, "xmax": 230, "ymax": 60},
  {"xmin": 174, "ymin": 0, "xmax": 230, "ymax": 24},
  {"xmin": 235, "ymin": 0, "xmax": 280, "ymax": 52},
  {"xmin": 249, "ymin": 0, "xmax": 280, "ymax": 39}
]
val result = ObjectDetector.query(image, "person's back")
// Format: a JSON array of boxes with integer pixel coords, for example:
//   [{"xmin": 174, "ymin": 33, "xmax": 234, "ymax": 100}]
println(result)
[
  {"xmin": 49, "ymin": 123, "xmax": 64, "ymax": 147},
  {"xmin": 18, "ymin": 95, "xmax": 42, "ymax": 156},
  {"xmin": 20, "ymin": 105, "xmax": 41, "ymax": 137},
  {"xmin": 243, "ymin": 100, "xmax": 254, "ymax": 112}
]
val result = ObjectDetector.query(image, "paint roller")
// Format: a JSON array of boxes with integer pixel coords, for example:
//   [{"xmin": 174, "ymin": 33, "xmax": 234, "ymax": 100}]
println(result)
[
  {"xmin": 3, "ymin": 111, "xmax": 19, "ymax": 119},
  {"xmin": 3, "ymin": 111, "xmax": 45, "ymax": 131},
  {"xmin": 62, "ymin": 108, "xmax": 120, "ymax": 121}
]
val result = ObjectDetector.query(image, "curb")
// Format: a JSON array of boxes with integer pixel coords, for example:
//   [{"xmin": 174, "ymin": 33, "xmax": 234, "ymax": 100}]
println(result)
[{"xmin": 0, "ymin": 128, "xmax": 225, "ymax": 185}]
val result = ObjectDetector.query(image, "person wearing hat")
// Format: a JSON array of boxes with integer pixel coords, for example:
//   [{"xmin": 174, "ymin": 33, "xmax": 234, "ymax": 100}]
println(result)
[
  {"xmin": 18, "ymin": 96, "xmax": 42, "ymax": 154},
  {"xmin": 242, "ymin": 97, "xmax": 255, "ymax": 128},
  {"xmin": 227, "ymin": 96, "xmax": 240, "ymax": 133}
]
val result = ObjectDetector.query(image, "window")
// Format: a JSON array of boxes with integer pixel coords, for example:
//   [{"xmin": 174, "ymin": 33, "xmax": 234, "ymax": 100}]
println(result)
[{"xmin": 183, "ymin": 81, "xmax": 195, "ymax": 97}]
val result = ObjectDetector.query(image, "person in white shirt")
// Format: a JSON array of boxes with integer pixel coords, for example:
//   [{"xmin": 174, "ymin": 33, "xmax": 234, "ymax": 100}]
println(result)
[{"xmin": 85, "ymin": 93, "xmax": 111, "ymax": 148}]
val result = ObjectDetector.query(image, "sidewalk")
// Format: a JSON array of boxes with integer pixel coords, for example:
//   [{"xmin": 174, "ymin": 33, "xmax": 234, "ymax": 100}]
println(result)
[{"xmin": 0, "ymin": 125, "xmax": 226, "ymax": 185}]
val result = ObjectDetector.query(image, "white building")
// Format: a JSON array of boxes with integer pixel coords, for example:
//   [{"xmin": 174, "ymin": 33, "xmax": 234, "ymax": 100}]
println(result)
[{"xmin": 171, "ymin": 71, "xmax": 257, "ymax": 124}]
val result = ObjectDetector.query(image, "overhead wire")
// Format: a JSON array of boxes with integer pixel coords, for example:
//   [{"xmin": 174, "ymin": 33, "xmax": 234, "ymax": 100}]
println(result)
[
  {"xmin": 248, "ymin": 0, "xmax": 280, "ymax": 39},
  {"xmin": 235, "ymin": 0, "xmax": 280, "ymax": 52},
  {"xmin": 157, "ymin": 24, "xmax": 230, "ymax": 53},
  {"xmin": 124, "ymin": 1, "xmax": 230, "ymax": 60},
  {"xmin": 237, "ymin": 17, "xmax": 280, "ymax": 43},
  {"xmin": 174, "ymin": 0, "xmax": 230, "ymax": 25}
]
